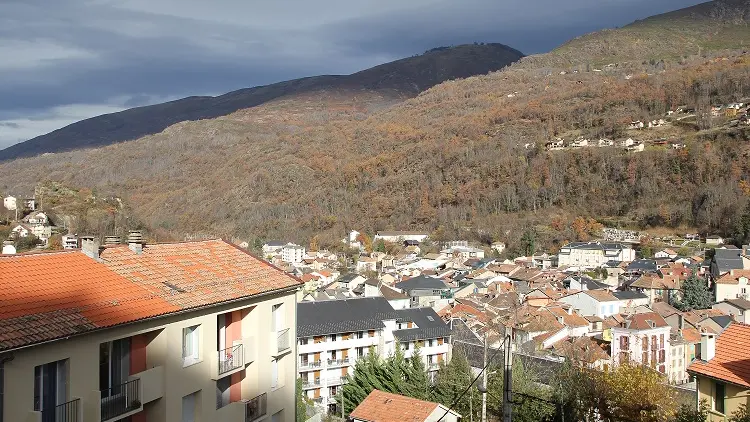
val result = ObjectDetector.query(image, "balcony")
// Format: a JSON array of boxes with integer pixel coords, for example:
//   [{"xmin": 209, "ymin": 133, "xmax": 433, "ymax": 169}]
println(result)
[
  {"xmin": 299, "ymin": 360, "xmax": 323, "ymax": 371},
  {"xmin": 244, "ymin": 393, "xmax": 267, "ymax": 422},
  {"xmin": 326, "ymin": 358, "xmax": 350, "ymax": 368},
  {"xmin": 100, "ymin": 379, "xmax": 142, "ymax": 422},
  {"xmin": 211, "ymin": 337, "xmax": 255, "ymax": 380},
  {"xmin": 28, "ymin": 398, "xmax": 81, "ymax": 422},
  {"xmin": 302, "ymin": 378, "xmax": 322, "ymax": 389},
  {"xmin": 428, "ymin": 363, "xmax": 440, "ymax": 371},
  {"xmin": 273, "ymin": 328, "xmax": 291, "ymax": 356},
  {"xmin": 327, "ymin": 376, "xmax": 347, "ymax": 386}
]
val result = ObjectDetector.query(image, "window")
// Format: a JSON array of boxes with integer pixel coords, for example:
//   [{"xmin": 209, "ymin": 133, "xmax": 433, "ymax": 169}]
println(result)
[
  {"xmin": 300, "ymin": 338, "xmax": 308, "ymax": 345},
  {"xmin": 271, "ymin": 359, "xmax": 279, "ymax": 389},
  {"xmin": 216, "ymin": 376, "xmax": 231, "ymax": 409},
  {"xmin": 272, "ymin": 303, "xmax": 284, "ymax": 332},
  {"xmin": 659, "ymin": 334, "xmax": 664, "ymax": 349},
  {"xmin": 715, "ymin": 382, "xmax": 725, "ymax": 414},
  {"xmin": 330, "ymin": 334, "xmax": 337, "ymax": 342},
  {"xmin": 100, "ymin": 338, "xmax": 130, "ymax": 396},
  {"xmin": 356, "ymin": 347, "xmax": 365, "ymax": 358},
  {"xmin": 34, "ymin": 359, "xmax": 68, "ymax": 411},
  {"xmin": 356, "ymin": 331, "xmax": 364, "ymax": 339},
  {"xmin": 182, "ymin": 391, "xmax": 198, "ymax": 422},
  {"xmin": 428, "ymin": 339, "xmax": 435, "ymax": 347},
  {"xmin": 401, "ymin": 342, "xmax": 410, "ymax": 351},
  {"xmin": 183, "ymin": 325, "xmax": 201, "ymax": 366},
  {"xmin": 426, "ymin": 316, "xmax": 434, "ymax": 322}
]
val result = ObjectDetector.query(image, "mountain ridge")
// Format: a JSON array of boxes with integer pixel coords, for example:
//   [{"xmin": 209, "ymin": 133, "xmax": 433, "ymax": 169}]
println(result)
[{"xmin": 0, "ymin": 43, "xmax": 524, "ymax": 161}]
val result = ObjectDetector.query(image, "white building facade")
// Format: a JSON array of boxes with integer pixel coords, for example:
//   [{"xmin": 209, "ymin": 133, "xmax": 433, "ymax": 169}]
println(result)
[{"xmin": 557, "ymin": 242, "xmax": 635, "ymax": 268}]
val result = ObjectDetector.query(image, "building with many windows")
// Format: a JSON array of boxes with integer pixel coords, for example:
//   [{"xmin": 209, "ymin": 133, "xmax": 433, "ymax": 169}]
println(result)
[
  {"xmin": 297, "ymin": 298, "xmax": 451, "ymax": 414},
  {"xmin": 557, "ymin": 242, "xmax": 635, "ymax": 268},
  {"xmin": 0, "ymin": 237, "xmax": 300, "ymax": 422},
  {"xmin": 610, "ymin": 312, "xmax": 671, "ymax": 374}
]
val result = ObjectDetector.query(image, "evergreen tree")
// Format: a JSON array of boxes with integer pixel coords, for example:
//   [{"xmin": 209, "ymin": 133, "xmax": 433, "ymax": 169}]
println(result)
[
  {"xmin": 733, "ymin": 202, "xmax": 750, "ymax": 246},
  {"xmin": 405, "ymin": 344, "xmax": 430, "ymax": 400},
  {"xmin": 341, "ymin": 348, "xmax": 385, "ymax": 416},
  {"xmin": 675, "ymin": 271, "xmax": 712, "ymax": 311},
  {"xmin": 520, "ymin": 228, "xmax": 537, "ymax": 256},
  {"xmin": 432, "ymin": 348, "xmax": 475, "ymax": 419}
]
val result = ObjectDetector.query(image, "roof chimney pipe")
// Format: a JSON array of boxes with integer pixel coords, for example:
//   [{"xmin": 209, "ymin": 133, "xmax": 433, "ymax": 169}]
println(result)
[
  {"xmin": 81, "ymin": 236, "xmax": 101, "ymax": 260},
  {"xmin": 128, "ymin": 230, "xmax": 143, "ymax": 254},
  {"xmin": 2, "ymin": 239, "xmax": 16, "ymax": 255},
  {"xmin": 104, "ymin": 235, "xmax": 121, "ymax": 245},
  {"xmin": 700, "ymin": 332, "xmax": 716, "ymax": 362}
]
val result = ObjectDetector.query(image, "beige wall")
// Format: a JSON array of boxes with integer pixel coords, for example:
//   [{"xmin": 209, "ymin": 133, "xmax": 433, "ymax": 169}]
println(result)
[
  {"xmin": 3, "ymin": 288, "xmax": 297, "ymax": 422},
  {"xmin": 696, "ymin": 376, "xmax": 750, "ymax": 421}
]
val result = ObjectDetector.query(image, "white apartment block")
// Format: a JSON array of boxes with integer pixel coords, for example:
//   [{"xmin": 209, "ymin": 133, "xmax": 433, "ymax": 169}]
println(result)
[
  {"xmin": 281, "ymin": 244, "xmax": 306, "ymax": 264},
  {"xmin": 557, "ymin": 242, "xmax": 635, "ymax": 268},
  {"xmin": 297, "ymin": 298, "xmax": 451, "ymax": 414}
]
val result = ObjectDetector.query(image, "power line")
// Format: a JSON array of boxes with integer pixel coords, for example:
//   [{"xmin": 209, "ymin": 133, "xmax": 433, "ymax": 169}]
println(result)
[{"xmin": 436, "ymin": 334, "xmax": 509, "ymax": 421}]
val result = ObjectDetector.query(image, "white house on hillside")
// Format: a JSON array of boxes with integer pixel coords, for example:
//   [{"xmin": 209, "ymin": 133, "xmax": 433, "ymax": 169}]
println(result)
[
  {"xmin": 3, "ymin": 196, "xmax": 16, "ymax": 211},
  {"xmin": 373, "ymin": 231, "xmax": 429, "ymax": 244},
  {"xmin": 557, "ymin": 242, "xmax": 635, "ymax": 268},
  {"xmin": 611, "ymin": 312, "xmax": 671, "ymax": 374},
  {"xmin": 558, "ymin": 290, "xmax": 621, "ymax": 319}
]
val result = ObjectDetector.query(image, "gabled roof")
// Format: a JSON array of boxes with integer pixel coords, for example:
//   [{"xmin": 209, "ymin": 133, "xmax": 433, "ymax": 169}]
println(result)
[
  {"xmin": 713, "ymin": 248, "xmax": 745, "ymax": 273},
  {"xmin": 350, "ymin": 390, "xmax": 458, "ymax": 422},
  {"xmin": 715, "ymin": 269, "xmax": 750, "ymax": 285},
  {"xmin": 394, "ymin": 275, "xmax": 448, "ymax": 293},
  {"xmin": 392, "ymin": 307, "xmax": 451, "ymax": 341},
  {"xmin": 297, "ymin": 297, "xmax": 399, "ymax": 337},
  {"xmin": 101, "ymin": 240, "xmax": 301, "ymax": 309},
  {"xmin": 651, "ymin": 301, "xmax": 681, "ymax": 318},
  {"xmin": 718, "ymin": 298, "xmax": 750, "ymax": 311},
  {"xmin": 612, "ymin": 290, "xmax": 648, "ymax": 301},
  {"xmin": 688, "ymin": 323, "xmax": 750, "ymax": 388},
  {"xmin": 583, "ymin": 290, "xmax": 619, "ymax": 303},
  {"xmin": 0, "ymin": 251, "xmax": 177, "ymax": 351},
  {"xmin": 380, "ymin": 285, "xmax": 408, "ymax": 301},
  {"xmin": 615, "ymin": 312, "xmax": 670, "ymax": 330},
  {"xmin": 626, "ymin": 259, "xmax": 658, "ymax": 273}
]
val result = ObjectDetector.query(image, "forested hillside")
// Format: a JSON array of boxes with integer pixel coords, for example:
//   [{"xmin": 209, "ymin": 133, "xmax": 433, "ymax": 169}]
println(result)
[{"xmin": 0, "ymin": 0, "xmax": 749, "ymax": 253}]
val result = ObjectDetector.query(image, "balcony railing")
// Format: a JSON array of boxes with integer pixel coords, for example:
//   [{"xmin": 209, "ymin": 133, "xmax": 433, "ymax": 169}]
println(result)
[
  {"xmin": 302, "ymin": 378, "xmax": 322, "ymax": 389},
  {"xmin": 428, "ymin": 363, "xmax": 440, "ymax": 370},
  {"xmin": 100, "ymin": 379, "xmax": 141, "ymax": 421},
  {"xmin": 41, "ymin": 398, "xmax": 80, "ymax": 422},
  {"xmin": 218, "ymin": 344, "xmax": 244, "ymax": 375},
  {"xmin": 327, "ymin": 376, "xmax": 347, "ymax": 385},
  {"xmin": 299, "ymin": 360, "xmax": 323, "ymax": 370},
  {"xmin": 327, "ymin": 357, "xmax": 350, "ymax": 367},
  {"xmin": 277, "ymin": 328, "xmax": 291, "ymax": 353},
  {"xmin": 244, "ymin": 393, "xmax": 267, "ymax": 422}
]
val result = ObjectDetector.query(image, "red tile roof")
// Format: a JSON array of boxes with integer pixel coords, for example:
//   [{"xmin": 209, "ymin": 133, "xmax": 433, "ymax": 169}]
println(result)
[
  {"xmin": 619, "ymin": 312, "xmax": 670, "ymax": 330},
  {"xmin": 350, "ymin": 390, "xmax": 455, "ymax": 422},
  {"xmin": 688, "ymin": 323, "xmax": 750, "ymax": 387},
  {"xmin": 100, "ymin": 239, "xmax": 301, "ymax": 309},
  {"xmin": 715, "ymin": 270, "xmax": 750, "ymax": 285},
  {"xmin": 0, "ymin": 251, "xmax": 177, "ymax": 351},
  {"xmin": 0, "ymin": 240, "xmax": 301, "ymax": 351}
]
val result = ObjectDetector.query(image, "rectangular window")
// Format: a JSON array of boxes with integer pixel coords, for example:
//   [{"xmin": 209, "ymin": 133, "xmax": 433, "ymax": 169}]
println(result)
[
  {"xmin": 272, "ymin": 303, "xmax": 284, "ymax": 331},
  {"xmin": 99, "ymin": 338, "xmax": 130, "ymax": 396},
  {"xmin": 356, "ymin": 347, "xmax": 365, "ymax": 358},
  {"xmin": 660, "ymin": 334, "xmax": 664, "ymax": 349},
  {"xmin": 182, "ymin": 391, "xmax": 198, "ymax": 422},
  {"xmin": 300, "ymin": 338, "xmax": 308, "ymax": 345},
  {"xmin": 401, "ymin": 342, "xmax": 410, "ymax": 350},
  {"xmin": 34, "ymin": 359, "xmax": 69, "ymax": 411},
  {"xmin": 330, "ymin": 334, "xmax": 337, "ymax": 342},
  {"xmin": 271, "ymin": 359, "xmax": 279, "ymax": 389},
  {"xmin": 356, "ymin": 331, "xmax": 364, "ymax": 339},
  {"xmin": 715, "ymin": 382, "xmax": 725, "ymax": 414},
  {"xmin": 183, "ymin": 325, "xmax": 200, "ymax": 365},
  {"xmin": 216, "ymin": 376, "xmax": 230, "ymax": 409}
]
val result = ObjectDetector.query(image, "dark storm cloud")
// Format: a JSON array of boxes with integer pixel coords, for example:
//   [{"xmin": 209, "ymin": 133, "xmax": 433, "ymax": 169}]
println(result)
[{"xmin": 0, "ymin": 0, "xmax": 705, "ymax": 148}]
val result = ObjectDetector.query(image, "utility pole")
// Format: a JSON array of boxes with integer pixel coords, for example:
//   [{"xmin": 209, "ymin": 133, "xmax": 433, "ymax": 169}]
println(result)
[
  {"xmin": 482, "ymin": 332, "xmax": 488, "ymax": 422},
  {"xmin": 503, "ymin": 328, "xmax": 513, "ymax": 422}
]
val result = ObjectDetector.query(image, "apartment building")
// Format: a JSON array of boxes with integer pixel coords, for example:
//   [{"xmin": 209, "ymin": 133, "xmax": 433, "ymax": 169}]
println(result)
[
  {"xmin": 557, "ymin": 242, "xmax": 635, "ymax": 268},
  {"xmin": 610, "ymin": 312, "xmax": 671, "ymax": 374},
  {"xmin": 0, "ymin": 237, "xmax": 301, "ymax": 422},
  {"xmin": 296, "ymin": 298, "xmax": 451, "ymax": 414}
]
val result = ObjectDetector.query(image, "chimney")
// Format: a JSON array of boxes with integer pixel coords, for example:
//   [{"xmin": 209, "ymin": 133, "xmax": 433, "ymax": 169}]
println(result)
[
  {"xmin": 81, "ymin": 236, "xmax": 101, "ymax": 260},
  {"xmin": 128, "ymin": 230, "xmax": 143, "ymax": 254},
  {"xmin": 2, "ymin": 239, "xmax": 16, "ymax": 255},
  {"xmin": 104, "ymin": 235, "xmax": 121, "ymax": 245},
  {"xmin": 557, "ymin": 316, "xmax": 565, "ymax": 324},
  {"xmin": 678, "ymin": 314, "xmax": 685, "ymax": 330},
  {"xmin": 700, "ymin": 333, "xmax": 716, "ymax": 362}
]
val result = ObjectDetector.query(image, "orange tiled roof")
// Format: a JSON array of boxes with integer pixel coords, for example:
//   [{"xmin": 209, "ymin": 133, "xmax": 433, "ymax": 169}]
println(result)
[
  {"xmin": 715, "ymin": 270, "xmax": 750, "ymax": 285},
  {"xmin": 100, "ymin": 240, "xmax": 301, "ymax": 309},
  {"xmin": 350, "ymin": 389, "xmax": 453, "ymax": 422},
  {"xmin": 688, "ymin": 323, "xmax": 750, "ymax": 387},
  {"xmin": 0, "ymin": 251, "xmax": 178, "ymax": 351}
]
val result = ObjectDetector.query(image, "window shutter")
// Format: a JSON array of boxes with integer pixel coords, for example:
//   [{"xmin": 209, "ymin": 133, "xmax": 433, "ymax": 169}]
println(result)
[{"xmin": 182, "ymin": 327, "xmax": 188, "ymax": 357}]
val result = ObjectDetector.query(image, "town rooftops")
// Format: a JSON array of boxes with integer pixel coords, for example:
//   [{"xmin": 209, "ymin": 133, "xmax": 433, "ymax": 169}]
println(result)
[
  {"xmin": 616, "ymin": 311, "xmax": 669, "ymax": 330},
  {"xmin": 392, "ymin": 307, "xmax": 451, "ymax": 341},
  {"xmin": 582, "ymin": 289, "xmax": 619, "ymax": 302},
  {"xmin": 0, "ymin": 239, "xmax": 300, "ymax": 352},
  {"xmin": 297, "ymin": 297, "xmax": 399, "ymax": 337},
  {"xmin": 350, "ymin": 389, "xmax": 459, "ymax": 422},
  {"xmin": 688, "ymin": 323, "xmax": 750, "ymax": 388},
  {"xmin": 394, "ymin": 275, "xmax": 449, "ymax": 293},
  {"xmin": 713, "ymin": 248, "xmax": 745, "ymax": 273},
  {"xmin": 626, "ymin": 259, "xmax": 658, "ymax": 273},
  {"xmin": 719, "ymin": 297, "xmax": 750, "ymax": 310},
  {"xmin": 612, "ymin": 290, "xmax": 648, "ymax": 301}
]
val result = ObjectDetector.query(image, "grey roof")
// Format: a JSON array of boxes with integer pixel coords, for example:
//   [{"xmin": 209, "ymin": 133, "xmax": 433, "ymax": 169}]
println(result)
[
  {"xmin": 720, "ymin": 298, "xmax": 750, "ymax": 310},
  {"xmin": 395, "ymin": 275, "xmax": 449, "ymax": 293},
  {"xmin": 337, "ymin": 273, "xmax": 362, "ymax": 284},
  {"xmin": 392, "ymin": 307, "xmax": 451, "ymax": 341},
  {"xmin": 453, "ymin": 340, "xmax": 503, "ymax": 370},
  {"xmin": 560, "ymin": 242, "xmax": 624, "ymax": 252},
  {"xmin": 297, "ymin": 297, "xmax": 399, "ymax": 337},
  {"xmin": 709, "ymin": 315, "xmax": 733, "ymax": 329},
  {"xmin": 450, "ymin": 319, "xmax": 483, "ymax": 344},
  {"xmin": 713, "ymin": 248, "xmax": 744, "ymax": 273},
  {"xmin": 612, "ymin": 290, "xmax": 648, "ymax": 300},
  {"xmin": 567, "ymin": 276, "xmax": 609, "ymax": 290},
  {"xmin": 626, "ymin": 259, "xmax": 658, "ymax": 273},
  {"xmin": 264, "ymin": 240, "xmax": 286, "ymax": 247}
]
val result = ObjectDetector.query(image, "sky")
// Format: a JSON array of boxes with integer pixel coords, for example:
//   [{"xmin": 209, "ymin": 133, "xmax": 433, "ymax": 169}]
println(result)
[{"xmin": 0, "ymin": 0, "xmax": 706, "ymax": 149}]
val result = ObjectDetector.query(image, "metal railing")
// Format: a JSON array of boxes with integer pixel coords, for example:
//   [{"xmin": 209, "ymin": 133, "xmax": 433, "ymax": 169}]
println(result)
[
  {"xmin": 245, "ymin": 393, "xmax": 267, "ymax": 422},
  {"xmin": 326, "ymin": 358, "xmax": 350, "ymax": 366},
  {"xmin": 41, "ymin": 398, "xmax": 80, "ymax": 422},
  {"xmin": 299, "ymin": 360, "xmax": 322, "ymax": 370},
  {"xmin": 327, "ymin": 376, "xmax": 347, "ymax": 385},
  {"xmin": 218, "ymin": 344, "xmax": 244, "ymax": 375},
  {"xmin": 100, "ymin": 378, "xmax": 141, "ymax": 421},
  {"xmin": 428, "ymin": 363, "xmax": 440, "ymax": 370},
  {"xmin": 277, "ymin": 328, "xmax": 291, "ymax": 352},
  {"xmin": 302, "ymin": 378, "xmax": 322, "ymax": 388}
]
